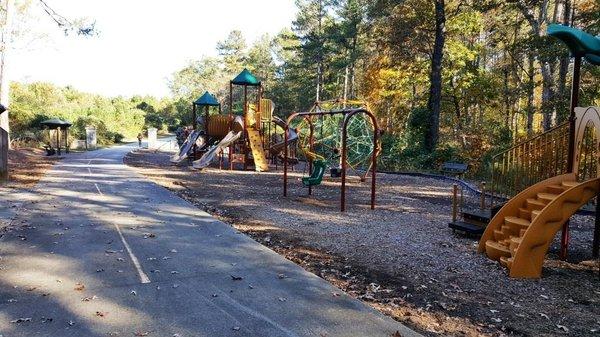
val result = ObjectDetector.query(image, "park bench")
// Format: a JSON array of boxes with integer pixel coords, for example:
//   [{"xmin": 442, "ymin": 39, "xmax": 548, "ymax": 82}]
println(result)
[
  {"xmin": 43, "ymin": 144, "xmax": 56, "ymax": 156},
  {"xmin": 441, "ymin": 162, "xmax": 468, "ymax": 177}
]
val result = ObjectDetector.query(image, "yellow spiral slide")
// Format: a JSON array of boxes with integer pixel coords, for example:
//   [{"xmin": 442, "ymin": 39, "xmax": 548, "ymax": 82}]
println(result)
[{"xmin": 478, "ymin": 173, "xmax": 600, "ymax": 278}]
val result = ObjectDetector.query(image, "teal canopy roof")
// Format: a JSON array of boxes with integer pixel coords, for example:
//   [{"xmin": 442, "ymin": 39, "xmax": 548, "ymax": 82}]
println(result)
[
  {"xmin": 231, "ymin": 68, "xmax": 261, "ymax": 86},
  {"xmin": 547, "ymin": 24, "xmax": 600, "ymax": 65},
  {"xmin": 40, "ymin": 118, "xmax": 71, "ymax": 128},
  {"xmin": 194, "ymin": 91, "xmax": 220, "ymax": 106}
]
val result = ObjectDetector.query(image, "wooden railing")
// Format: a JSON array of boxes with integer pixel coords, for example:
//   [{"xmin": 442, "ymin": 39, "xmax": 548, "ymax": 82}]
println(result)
[{"xmin": 490, "ymin": 122, "xmax": 570, "ymax": 206}]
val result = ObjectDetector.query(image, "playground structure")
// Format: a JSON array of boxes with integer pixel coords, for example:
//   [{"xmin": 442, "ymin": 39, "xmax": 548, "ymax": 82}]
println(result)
[
  {"xmin": 282, "ymin": 108, "xmax": 380, "ymax": 212},
  {"xmin": 474, "ymin": 24, "xmax": 600, "ymax": 278},
  {"xmin": 172, "ymin": 70, "xmax": 279, "ymax": 172},
  {"xmin": 307, "ymin": 99, "xmax": 380, "ymax": 182},
  {"xmin": 227, "ymin": 69, "xmax": 269, "ymax": 172},
  {"xmin": 170, "ymin": 91, "xmax": 220, "ymax": 164}
]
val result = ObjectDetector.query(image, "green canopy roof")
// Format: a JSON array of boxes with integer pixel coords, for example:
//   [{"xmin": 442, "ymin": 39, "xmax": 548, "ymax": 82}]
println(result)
[
  {"xmin": 194, "ymin": 91, "xmax": 220, "ymax": 106},
  {"xmin": 40, "ymin": 118, "xmax": 72, "ymax": 128},
  {"xmin": 547, "ymin": 24, "xmax": 600, "ymax": 65},
  {"xmin": 231, "ymin": 68, "xmax": 261, "ymax": 86}
]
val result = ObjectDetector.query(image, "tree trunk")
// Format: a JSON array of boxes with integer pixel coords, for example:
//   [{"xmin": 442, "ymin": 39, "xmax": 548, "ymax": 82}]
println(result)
[
  {"xmin": 425, "ymin": 0, "xmax": 445, "ymax": 153},
  {"xmin": 556, "ymin": 0, "xmax": 572, "ymax": 121},
  {"xmin": 526, "ymin": 56, "xmax": 535, "ymax": 136},
  {"xmin": 540, "ymin": 62, "xmax": 556, "ymax": 130},
  {"xmin": 0, "ymin": 0, "xmax": 15, "ymax": 138},
  {"xmin": 503, "ymin": 68, "xmax": 511, "ymax": 129}
]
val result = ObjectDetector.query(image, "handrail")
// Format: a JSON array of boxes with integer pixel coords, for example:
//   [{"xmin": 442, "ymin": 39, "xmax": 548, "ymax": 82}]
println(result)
[
  {"xmin": 490, "ymin": 121, "xmax": 569, "ymax": 162},
  {"xmin": 490, "ymin": 122, "xmax": 570, "ymax": 205}
]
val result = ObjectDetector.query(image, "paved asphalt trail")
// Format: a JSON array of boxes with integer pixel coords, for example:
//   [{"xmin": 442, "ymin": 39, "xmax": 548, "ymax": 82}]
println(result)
[{"xmin": 0, "ymin": 143, "xmax": 420, "ymax": 337}]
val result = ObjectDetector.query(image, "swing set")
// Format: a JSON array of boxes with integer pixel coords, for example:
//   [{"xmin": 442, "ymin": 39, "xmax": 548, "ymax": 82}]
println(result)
[{"xmin": 282, "ymin": 108, "xmax": 380, "ymax": 212}]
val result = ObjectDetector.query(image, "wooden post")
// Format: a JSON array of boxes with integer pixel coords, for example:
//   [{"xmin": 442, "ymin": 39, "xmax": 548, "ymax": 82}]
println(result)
[
  {"xmin": 56, "ymin": 128, "xmax": 61, "ymax": 156},
  {"xmin": 480, "ymin": 181, "xmax": 486, "ymax": 210},
  {"xmin": 593, "ymin": 196, "xmax": 600, "ymax": 258},
  {"xmin": 64, "ymin": 127, "xmax": 69, "ymax": 154},
  {"xmin": 452, "ymin": 184, "xmax": 458, "ymax": 222}
]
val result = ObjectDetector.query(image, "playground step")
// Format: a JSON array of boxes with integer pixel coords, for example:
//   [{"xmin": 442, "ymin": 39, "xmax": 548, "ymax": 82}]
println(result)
[
  {"xmin": 537, "ymin": 193, "xmax": 559, "ymax": 204},
  {"xmin": 485, "ymin": 240, "xmax": 511, "ymax": 261},
  {"xmin": 448, "ymin": 220, "xmax": 485, "ymax": 235},
  {"xmin": 526, "ymin": 198, "xmax": 546, "ymax": 211},
  {"xmin": 504, "ymin": 216, "xmax": 530, "ymax": 230},
  {"xmin": 518, "ymin": 207, "xmax": 531, "ymax": 220},
  {"xmin": 546, "ymin": 184, "xmax": 567, "ymax": 194},
  {"xmin": 509, "ymin": 237, "xmax": 522, "ymax": 254},
  {"xmin": 499, "ymin": 256, "xmax": 513, "ymax": 268},
  {"xmin": 501, "ymin": 225, "xmax": 517, "ymax": 236},
  {"xmin": 531, "ymin": 209, "xmax": 542, "ymax": 220},
  {"xmin": 493, "ymin": 229, "xmax": 508, "ymax": 241},
  {"xmin": 462, "ymin": 209, "xmax": 492, "ymax": 224},
  {"xmin": 561, "ymin": 180, "xmax": 579, "ymax": 188}
]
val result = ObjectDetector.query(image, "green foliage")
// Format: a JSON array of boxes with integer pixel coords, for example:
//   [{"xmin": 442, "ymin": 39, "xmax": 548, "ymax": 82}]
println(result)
[{"xmin": 10, "ymin": 82, "xmax": 146, "ymax": 145}]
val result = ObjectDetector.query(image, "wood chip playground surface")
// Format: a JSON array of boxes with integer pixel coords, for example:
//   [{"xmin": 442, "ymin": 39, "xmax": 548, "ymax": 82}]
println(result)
[{"xmin": 124, "ymin": 149, "xmax": 600, "ymax": 337}]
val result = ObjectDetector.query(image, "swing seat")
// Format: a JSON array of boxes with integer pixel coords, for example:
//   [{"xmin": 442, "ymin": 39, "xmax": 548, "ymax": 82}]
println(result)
[{"xmin": 302, "ymin": 159, "xmax": 327, "ymax": 186}]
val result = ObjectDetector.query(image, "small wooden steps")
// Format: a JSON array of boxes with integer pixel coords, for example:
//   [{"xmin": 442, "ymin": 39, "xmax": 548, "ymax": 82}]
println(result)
[
  {"xmin": 448, "ymin": 221, "xmax": 485, "ymax": 235},
  {"xmin": 448, "ymin": 208, "xmax": 491, "ymax": 236}
]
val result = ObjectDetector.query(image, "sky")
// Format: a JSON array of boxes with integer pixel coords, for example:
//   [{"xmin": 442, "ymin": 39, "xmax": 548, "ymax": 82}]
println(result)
[{"xmin": 10, "ymin": 0, "xmax": 297, "ymax": 98}]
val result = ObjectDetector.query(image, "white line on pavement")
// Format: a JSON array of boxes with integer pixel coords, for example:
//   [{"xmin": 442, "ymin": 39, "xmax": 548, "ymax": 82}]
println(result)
[{"xmin": 93, "ymin": 183, "xmax": 151, "ymax": 284}]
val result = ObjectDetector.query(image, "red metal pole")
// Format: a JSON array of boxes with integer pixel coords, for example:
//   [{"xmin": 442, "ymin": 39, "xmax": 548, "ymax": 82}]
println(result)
[
  {"xmin": 229, "ymin": 114, "xmax": 234, "ymax": 171},
  {"xmin": 341, "ymin": 114, "xmax": 347, "ymax": 212},
  {"xmin": 284, "ymin": 121, "xmax": 288, "ymax": 197},
  {"xmin": 371, "ymin": 121, "xmax": 378, "ymax": 210},
  {"xmin": 229, "ymin": 82, "xmax": 234, "ymax": 170},
  {"xmin": 243, "ymin": 85, "xmax": 248, "ymax": 171},
  {"xmin": 308, "ymin": 116, "xmax": 314, "ymax": 196}
]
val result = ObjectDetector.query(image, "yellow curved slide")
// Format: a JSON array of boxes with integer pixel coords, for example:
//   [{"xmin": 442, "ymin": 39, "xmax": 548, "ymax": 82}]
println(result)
[
  {"xmin": 247, "ymin": 127, "xmax": 269, "ymax": 172},
  {"xmin": 478, "ymin": 173, "xmax": 600, "ymax": 278}
]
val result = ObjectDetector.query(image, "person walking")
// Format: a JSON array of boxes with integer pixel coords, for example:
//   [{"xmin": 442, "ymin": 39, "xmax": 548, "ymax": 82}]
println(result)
[{"xmin": 137, "ymin": 132, "xmax": 143, "ymax": 147}]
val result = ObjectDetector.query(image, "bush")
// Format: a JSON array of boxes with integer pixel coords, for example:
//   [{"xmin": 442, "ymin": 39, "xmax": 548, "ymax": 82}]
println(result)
[{"xmin": 9, "ymin": 82, "xmax": 146, "ymax": 146}]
